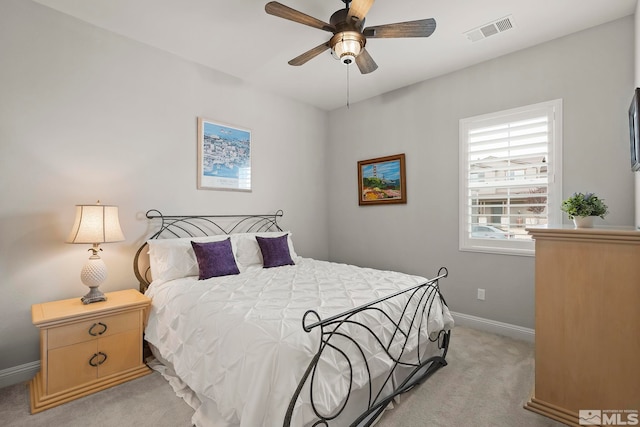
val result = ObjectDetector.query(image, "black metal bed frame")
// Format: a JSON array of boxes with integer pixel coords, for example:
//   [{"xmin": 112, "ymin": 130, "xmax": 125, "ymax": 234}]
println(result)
[
  {"xmin": 284, "ymin": 269, "xmax": 450, "ymax": 427},
  {"xmin": 134, "ymin": 209, "xmax": 284, "ymax": 290},
  {"xmin": 134, "ymin": 210, "xmax": 451, "ymax": 427}
]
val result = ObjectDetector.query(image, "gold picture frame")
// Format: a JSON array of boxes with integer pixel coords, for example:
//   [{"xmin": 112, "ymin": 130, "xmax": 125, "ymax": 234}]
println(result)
[{"xmin": 357, "ymin": 153, "xmax": 407, "ymax": 205}]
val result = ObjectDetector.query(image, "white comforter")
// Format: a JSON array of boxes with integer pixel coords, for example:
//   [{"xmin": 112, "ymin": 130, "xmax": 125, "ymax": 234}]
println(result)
[{"xmin": 144, "ymin": 258, "xmax": 454, "ymax": 427}]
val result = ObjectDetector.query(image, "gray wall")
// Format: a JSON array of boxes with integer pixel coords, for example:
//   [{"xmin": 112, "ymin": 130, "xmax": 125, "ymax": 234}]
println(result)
[
  {"xmin": 0, "ymin": 0, "xmax": 635, "ymax": 374},
  {"xmin": 0, "ymin": 0, "xmax": 328, "ymax": 371},
  {"xmin": 636, "ymin": 2, "xmax": 640, "ymax": 228},
  {"xmin": 327, "ymin": 16, "xmax": 635, "ymax": 329}
]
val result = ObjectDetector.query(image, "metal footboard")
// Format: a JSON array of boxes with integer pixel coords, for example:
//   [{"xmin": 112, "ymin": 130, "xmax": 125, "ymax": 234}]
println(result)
[{"xmin": 284, "ymin": 267, "xmax": 451, "ymax": 427}]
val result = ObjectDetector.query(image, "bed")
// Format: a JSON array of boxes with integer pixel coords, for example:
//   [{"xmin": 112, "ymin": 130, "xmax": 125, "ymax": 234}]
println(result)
[{"xmin": 134, "ymin": 210, "xmax": 454, "ymax": 427}]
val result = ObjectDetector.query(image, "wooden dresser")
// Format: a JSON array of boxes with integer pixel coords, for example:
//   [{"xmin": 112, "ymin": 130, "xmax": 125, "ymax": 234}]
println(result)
[
  {"xmin": 525, "ymin": 226, "xmax": 640, "ymax": 426},
  {"xmin": 29, "ymin": 289, "xmax": 151, "ymax": 413}
]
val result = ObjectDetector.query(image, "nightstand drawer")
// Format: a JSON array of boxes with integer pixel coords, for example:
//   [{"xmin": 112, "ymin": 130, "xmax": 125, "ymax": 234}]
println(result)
[
  {"xmin": 47, "ymin": 311, "xmax": 139, "ymax": 349},
  {"xmin": 47, "ymin": 340, "xmax": 97, "ymax": 393},
  {"xmin": 47, "ymin": 329, "xmax": 141, "ymax": 394}
]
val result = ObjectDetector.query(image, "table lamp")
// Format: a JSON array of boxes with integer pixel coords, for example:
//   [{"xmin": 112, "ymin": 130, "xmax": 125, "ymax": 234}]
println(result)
[{"xmin": 66, "ymin": 202, "xmax": 125, "ymax": 304}]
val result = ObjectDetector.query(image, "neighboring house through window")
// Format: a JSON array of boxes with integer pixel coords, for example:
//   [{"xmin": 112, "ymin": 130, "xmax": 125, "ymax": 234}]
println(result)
[{"xmin": 459, "ymin": 99, "xmax": 563, "ymax": 256}]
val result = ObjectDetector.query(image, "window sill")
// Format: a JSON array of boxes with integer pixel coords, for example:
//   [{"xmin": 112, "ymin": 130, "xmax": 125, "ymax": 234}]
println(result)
[{"xmin": 459, "ymin": 245, "xmax": 534, "ymax": 257}]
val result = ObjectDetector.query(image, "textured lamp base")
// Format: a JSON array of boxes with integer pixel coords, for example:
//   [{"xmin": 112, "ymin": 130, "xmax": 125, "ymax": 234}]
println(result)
[
  {"xmin": 80, "ymin": 251, "xmax": 108, "ymax": 304},
  {"xmin": 81, "ymin": 287, "xmax": 107, "ymax": 304}
]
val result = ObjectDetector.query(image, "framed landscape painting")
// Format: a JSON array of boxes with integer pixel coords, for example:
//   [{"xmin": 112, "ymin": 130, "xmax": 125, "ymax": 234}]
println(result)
[
  {"xmin": 197, "ymin": 117, "xmax": 251, "ymax": 191},
  {"xmin": 357, "ymin": 153, "xmax": 407, "ymax": 205}
]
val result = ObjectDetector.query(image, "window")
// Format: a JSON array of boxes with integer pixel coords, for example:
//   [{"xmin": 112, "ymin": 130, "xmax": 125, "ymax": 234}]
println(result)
[{"xmin": 459, "ymin": 99, "xmax": 562, "ymax": 256}]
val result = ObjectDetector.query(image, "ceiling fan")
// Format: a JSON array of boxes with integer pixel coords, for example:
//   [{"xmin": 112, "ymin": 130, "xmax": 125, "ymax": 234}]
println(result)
[{"xmin": 265, "ymin": 0, "xmax": 436, "ymax": 74}]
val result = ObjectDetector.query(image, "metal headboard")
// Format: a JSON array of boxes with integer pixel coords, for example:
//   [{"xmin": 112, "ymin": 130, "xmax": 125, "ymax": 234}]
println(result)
[{"xmin": 133, "ymin": 209, "xmax": 284, "ymax": 292}]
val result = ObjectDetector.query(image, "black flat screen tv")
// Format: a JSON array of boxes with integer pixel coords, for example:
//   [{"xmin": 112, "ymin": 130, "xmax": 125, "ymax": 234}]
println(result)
[{"xmin": 629, "ymin": 87, "xmax": 640, "ymax": 171}]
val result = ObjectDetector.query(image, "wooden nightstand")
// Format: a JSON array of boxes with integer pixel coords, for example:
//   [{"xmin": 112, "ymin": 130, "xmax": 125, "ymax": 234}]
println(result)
[{"xmin": 28, "ymin": 289, "xmax": 151, "ymax": 413}]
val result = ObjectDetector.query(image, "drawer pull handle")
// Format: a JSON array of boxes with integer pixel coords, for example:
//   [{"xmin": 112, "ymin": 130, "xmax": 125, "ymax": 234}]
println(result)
[
  {"xmin": 88, "ymin": 322, "xmax": 108, "ymax": 336},
  {"xmin": 88, "ymin": 352, "xmax": 108, "ymax": 367},
  {"xmin": 98, "ymin": 351, "xmax": 107, "ymax": 365}
]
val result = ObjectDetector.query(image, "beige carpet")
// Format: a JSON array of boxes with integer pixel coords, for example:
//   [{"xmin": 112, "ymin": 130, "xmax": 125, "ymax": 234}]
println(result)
[
  {"xmin": 375, "ymin": 326, "xmax": 563, "ymax": 427},
  {"xmin": 0, "ymin": 326, "xmax": 564, "ymax": 427}
]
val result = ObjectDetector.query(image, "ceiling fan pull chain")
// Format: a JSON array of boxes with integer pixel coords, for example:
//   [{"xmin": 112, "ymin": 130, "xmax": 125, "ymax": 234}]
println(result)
[{"xmin": 346, "ymin": 62, "xmax": 350, "ymax": 109}]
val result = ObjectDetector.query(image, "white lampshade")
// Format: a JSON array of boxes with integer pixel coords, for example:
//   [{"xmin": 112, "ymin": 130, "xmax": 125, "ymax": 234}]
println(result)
[{"xmin": 67, "ymin": 204, "xmax": 125, "ymax": 244}]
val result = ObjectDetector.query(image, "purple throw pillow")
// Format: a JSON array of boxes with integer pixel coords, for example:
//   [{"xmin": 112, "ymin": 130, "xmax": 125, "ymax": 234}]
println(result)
[
  {"xmin": 256, "ymin": 235, "xmax": 295, "ymax": 268},
  {"xmin": 191, "ymin": 238, "xmax": 240, "ymax": 279}
]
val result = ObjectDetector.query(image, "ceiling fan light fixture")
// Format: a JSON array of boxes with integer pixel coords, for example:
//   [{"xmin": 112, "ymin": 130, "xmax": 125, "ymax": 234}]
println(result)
[{"xmin": 330, "ymin": 31, "xmax": 364, "ymax": 65}]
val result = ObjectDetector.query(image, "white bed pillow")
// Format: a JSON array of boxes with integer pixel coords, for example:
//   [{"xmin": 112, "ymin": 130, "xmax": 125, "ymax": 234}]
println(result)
[
  {"xmin": 232, "ymin": 231, "xmax": 298, "ymax": 269},
  {"xmin": 147, "ymin": 235, "xmax": 233, "ymax": 282}
]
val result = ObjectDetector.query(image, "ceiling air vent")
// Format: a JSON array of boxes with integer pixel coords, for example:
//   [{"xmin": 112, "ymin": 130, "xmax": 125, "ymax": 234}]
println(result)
[{"xmin": 465, "ymin": 15, "xmax": 514, "ymax": 42}]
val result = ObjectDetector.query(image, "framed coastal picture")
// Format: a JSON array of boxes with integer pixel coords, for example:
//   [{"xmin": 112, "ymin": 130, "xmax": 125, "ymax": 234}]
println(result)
[
  {"xmin": 357, "ymin": 153, "xmax": 407, "ymax": 205},
  {"xmin": 197, "ymin": 117, "xmax": 252, "ymax": 191}
]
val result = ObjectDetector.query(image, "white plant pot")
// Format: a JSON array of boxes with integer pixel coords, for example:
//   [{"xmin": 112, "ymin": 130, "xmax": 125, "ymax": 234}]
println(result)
[{"xmin": 573, "ymin": 216, "xmax": 594, "ymax": 228}]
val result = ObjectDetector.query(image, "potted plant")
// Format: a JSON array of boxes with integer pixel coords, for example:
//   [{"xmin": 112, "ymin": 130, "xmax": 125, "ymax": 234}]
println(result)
[{"xmin": 561, "ymin": 192, "xmax": 608, "ymax": 228}]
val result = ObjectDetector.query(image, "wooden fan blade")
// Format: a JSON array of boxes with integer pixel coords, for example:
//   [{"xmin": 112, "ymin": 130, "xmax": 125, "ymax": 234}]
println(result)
[
  {"xmin": 347, "ymin": 0, "xmax": 374, "ymax": 22},
  {"xmin": 363, "ymin": 18, "xmax": 436, "ymax": 38},
  {"xmin": 355, "ymin": 48, "xmax": 378, "ymax": 74},
  {"xmin": 288, "ymin": 42, "xmax": 331, "ymax": 66},
  {"xmin": 265, "ymin": 2, "xmax": 335, "ymax": 33}
]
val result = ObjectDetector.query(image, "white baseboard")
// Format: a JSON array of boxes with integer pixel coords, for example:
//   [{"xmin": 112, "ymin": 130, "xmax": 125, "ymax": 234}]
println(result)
[
  {"xmin": 0, "ymin": 360, "xmax": 39, "ymax": 389},
  {"xmin": 450, "ymin": 311, "xmax": 535, "ymax": 343}
]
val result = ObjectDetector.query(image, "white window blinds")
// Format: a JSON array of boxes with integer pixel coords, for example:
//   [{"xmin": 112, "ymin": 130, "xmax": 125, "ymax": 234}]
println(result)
[{"xmin": 459, "ymin": 100, "xmax": 562, "ymax": 256}]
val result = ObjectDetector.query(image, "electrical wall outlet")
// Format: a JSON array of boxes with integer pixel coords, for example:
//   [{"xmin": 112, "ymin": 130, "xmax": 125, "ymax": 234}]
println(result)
[{"xmin": 477, "ymin": 288, "xmax": 486, "ymax": 300}]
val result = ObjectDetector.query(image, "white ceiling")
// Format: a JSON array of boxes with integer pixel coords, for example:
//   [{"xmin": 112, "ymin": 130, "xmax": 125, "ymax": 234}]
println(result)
[{"xmin": 33, "ymin": 0, "xmax": 637, "ymax": 111}]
